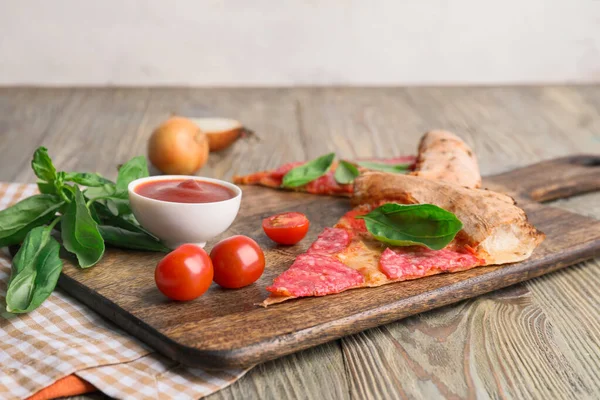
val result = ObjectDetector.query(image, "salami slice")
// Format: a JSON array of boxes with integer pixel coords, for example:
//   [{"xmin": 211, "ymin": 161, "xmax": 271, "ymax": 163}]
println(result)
[
  {"xmin": 335, "ymin": 208, "xmax": 369, "ymax": 234},
  {"xmin": 271, "ymin": 161, "xmax": 304, "ymax": 179},
  {"xmin": 378, "ymin": 247, "xmax": 482, "ymax": 280},
  {"xmin": 266, "ymin": 254, "xmax": 364, "ymax": 297},
  {"xmin": 305, "ymin": 173, "xmax": 353, "ymax": 195},
  {"xmin": 308, "ymin": 227, "xmax": 351, "ymax": 255}
]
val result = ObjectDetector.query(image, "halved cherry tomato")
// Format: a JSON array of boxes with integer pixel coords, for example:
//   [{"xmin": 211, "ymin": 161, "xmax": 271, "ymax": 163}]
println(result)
[
  {"xmin": 262, "ymin": 212, "xmax": 310, "ymax": 245},
  {"xmin": 155, "ymin": 244, "xmax": 213, "ymax": 301},
  {"xmin": 210, "ymin": 235, "xmax": 265, "ymax": 289}
]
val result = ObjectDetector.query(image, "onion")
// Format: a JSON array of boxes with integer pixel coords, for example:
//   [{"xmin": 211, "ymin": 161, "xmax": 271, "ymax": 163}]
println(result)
[
  {"xmin": 190, "ymin": 118, "xmax": 243, "ymax": 152},
  {"xmin": 148, "ymin": 117, "xmax": 209, "ymax": 175}
]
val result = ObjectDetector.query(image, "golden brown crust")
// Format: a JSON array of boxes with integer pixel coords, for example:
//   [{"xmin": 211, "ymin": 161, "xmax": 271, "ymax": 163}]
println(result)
[
  {"xmin": 352, "ymin": 171, "xmax": 545, "ymax": 265},
  {"xmin": 410, "ymin": 130, "xmax": 481, "ymax": 189}
]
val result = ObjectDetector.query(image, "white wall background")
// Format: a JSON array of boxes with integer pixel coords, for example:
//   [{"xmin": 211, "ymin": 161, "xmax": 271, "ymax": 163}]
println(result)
[{"xmin": 1, "ymin": 0, "xmax": 599, "ymax": 86}]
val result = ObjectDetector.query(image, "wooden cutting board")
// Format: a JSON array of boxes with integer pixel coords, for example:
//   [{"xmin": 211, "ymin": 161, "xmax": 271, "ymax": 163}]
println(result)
[{"xmin": 57, "ymin": 155, "xmax": 600, "ymax": 369}]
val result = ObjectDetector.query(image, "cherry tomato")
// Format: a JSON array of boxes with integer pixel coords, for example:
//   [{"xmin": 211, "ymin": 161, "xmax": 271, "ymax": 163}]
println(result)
[
  {"xmin": 210, "ymin": 235, "xmax": 265, "ymax": 289},
  {"xmin": 262, "ymin": 212, "xmax": 310, "ymax": 245},
  {"xmin": 155, "ymin": 244, "xmax": 213, "ymax": 301}
]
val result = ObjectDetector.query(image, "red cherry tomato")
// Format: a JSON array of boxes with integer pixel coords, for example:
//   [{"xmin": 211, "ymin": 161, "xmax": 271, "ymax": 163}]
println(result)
[
  {"xmin": 210, "ymin": 235, "xmax": 265, "ymax": 289},
  {"xmin": 262, "ymin": 212, "xmax": 310, "ymax": 245},
  {"xmin": 155, "ymin": 244, "xmax": 213, "ymax": 301}
]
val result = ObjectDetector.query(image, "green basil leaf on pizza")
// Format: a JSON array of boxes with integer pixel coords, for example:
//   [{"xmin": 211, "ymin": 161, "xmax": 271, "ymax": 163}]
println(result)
[
  {"xmin": 356, "ymin": 203, "xmax": 463, "ymax": 250},
  {"xmin": 356, "ymin": 161, "xmax": 410, "ymax": 174},
  {"xmin": 282, "ymin": 153, "xmax": 335, "ymax": 188},
  {"xmin": 334, "ymin": 160, "xmax": 360, "ymax": 184}
]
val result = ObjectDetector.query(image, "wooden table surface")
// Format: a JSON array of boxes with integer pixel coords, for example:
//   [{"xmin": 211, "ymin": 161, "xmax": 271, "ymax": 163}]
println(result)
[{"xmin": 1, "ymin": 86, "xmax": 599, "ymax": 399}]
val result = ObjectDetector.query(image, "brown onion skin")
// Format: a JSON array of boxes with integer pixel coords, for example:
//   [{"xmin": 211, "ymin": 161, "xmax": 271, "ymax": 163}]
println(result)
[
  {"xmin": 148, "ymin": 117, "xmax": 209, "ymax": 175},
  {"xmin": 207, "ymin": 128, "xmax": 241, "ymax": 152}
]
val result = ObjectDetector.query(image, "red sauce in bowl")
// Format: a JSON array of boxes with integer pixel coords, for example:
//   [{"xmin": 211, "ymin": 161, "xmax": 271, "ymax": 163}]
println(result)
[{"xmin": 135, "ymin": 179, "xmax": 236, "ymax": 203}]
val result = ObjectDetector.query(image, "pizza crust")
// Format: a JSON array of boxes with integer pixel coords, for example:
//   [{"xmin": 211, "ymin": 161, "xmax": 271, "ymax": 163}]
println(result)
[
  {"xmin": 410, "ymin": 130, "xmax": 481, "ymax": 189},
  {"xmin": 352, "ymin": 171, "xmax": 545, "ymax": 265}
]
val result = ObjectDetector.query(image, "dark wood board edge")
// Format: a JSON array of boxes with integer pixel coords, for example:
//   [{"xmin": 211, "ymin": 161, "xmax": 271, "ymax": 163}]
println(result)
[{"xmin": 57, "ymin": 234, "xmax": 600, "ymax": 370}]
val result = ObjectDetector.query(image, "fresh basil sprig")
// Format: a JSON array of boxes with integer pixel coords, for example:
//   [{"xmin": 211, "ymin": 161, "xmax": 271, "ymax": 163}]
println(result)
[
  {"xmin": 0, "ymin": 195, "xmax": 64, "ymax": 247},
  {"xmin": 61, "ymin": 187, "xmax": 105, "ymax": 268},
  {"xmin": 356, "ymin": 203, "xmax": 463, "ymax": 250},
  {"xmin": 282, "ymin": 153, "xmax": 335, "ymax": 188},
  {"xmin": 6, "ymin": 225, "xmax": 62, "ymax": 313},
  {"xmin": 334, "ymin": 160, "xmax": 360, "ymax": 184},
  {"xmin": 356, "ymin": 161, "xmax": 411, "ymax": 174},
  {"xmin": 1, "ymin": 148, "xmax": 169, "ymax": 313},
  {"xmin": 98, "ymin": 226, "xmax": 170, "ymax": 252}
]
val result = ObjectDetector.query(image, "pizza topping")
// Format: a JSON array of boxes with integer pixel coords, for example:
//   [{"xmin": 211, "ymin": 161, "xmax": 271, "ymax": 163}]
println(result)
[
  {"xmin": 336, "ymin": 208, "xmax": 369, "ymax": 234},
  {"xmin": 308, "ymin": 227, "xmax": 351, "ymax": 254},
  {"xmin": 378, "ymin": 247, "xmax": 482, "ymax": 280},
  {"xmin": 305, "ymin": 173, "xmax": 352, "ymax": 195},
  {"xmin": 356, "ymin": 160, "xmax": 411, "ymax": 174},
  {"xmin": 282, "ymin": 153, "xmax": 335, "ymax": 188},
  {"xmin": 272, "ymin": 162, "xmax": 304, "ymax": 179},
  {"xmin": 356, "ymin": 203, "xmax": 463, "ymax": 250},
  {"xmin": 334, "ymin": 160, "xmax": 360, "ymax": 184},
  {"xmin": 266, "ymin": 254, "xmax": 364, "ymax": 297}
]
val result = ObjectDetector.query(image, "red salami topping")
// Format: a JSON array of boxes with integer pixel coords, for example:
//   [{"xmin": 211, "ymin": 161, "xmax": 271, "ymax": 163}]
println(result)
[
  {"xmin": 336, "ymin": 208, "xmax": 369, "ymax": 234},
  {"xmin": 272, "ymin": 161, "xmax": 304, "ymax": 178},
  {"xmin": 267, "ymin": 254, "xmax": 364, "ymax": 297},
  {"xmin": 379, "ymin": 247, "xmax": 481, "ymax": 280},
  {"xmin": 308, "ymin": 228, "xmax": 350, "ymax": 255},
  {"xmin": 305, "ymin": 172, "xmax": 353, "ymax": 195}
]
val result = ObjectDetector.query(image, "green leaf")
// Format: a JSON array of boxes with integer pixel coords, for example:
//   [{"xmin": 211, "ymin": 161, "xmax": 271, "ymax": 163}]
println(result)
[
  {"xmin": 61, "ymin": 187, "xmax": 105, "ymax": 268},
  {"xmin": 115, "ymin": 156, "xmax": 149, "ymax": 196},
  {"xmin": 356, "ymin": 203, "xmax": 463, "ymax": 250},
  {"xmin": 6, "ymin": 225, "xmax": 63, "ymax": 313},
  {"xmin": 92, "ymin": 202, "xmax": 151, "ymax": 236},
  {"xmin": 84, "ymin": 183, "xmax": 117, "ymax": 200},
  {"xmin": 334, "ymin": 160, "xmax": 360, "ymax": 184},
  {"xmin": 98, "ymin": 225, "xmax": 170, "ymax": 252},
  {"xmin": 0, "ymin": 194, "xmax": 63, "ymax": 247},
  {"xmin": 31, "ymin": 147, "xmax": 57, "ymax": 183},
  {"xmin": 64, "ymin": 172, "xmax": 114, "ymax": 187},
  {"xmin": 356, "ymin": 161, "xmax": 410, "ymax": 174},
  {"xmin": 106, "ymin": 198, "xmax": 132, "ymax": 216},
  {"xmin": 282, "ymin": 153, "xmax": 335, "ymax": 188},
  {"xmin": 37, "ymin": 181, "xmax": 56, "ymax": 195}
]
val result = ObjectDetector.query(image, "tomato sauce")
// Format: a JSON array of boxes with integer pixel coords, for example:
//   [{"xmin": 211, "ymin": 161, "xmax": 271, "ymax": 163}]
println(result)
[{"xmin": 135, "ymin": 179, "xmax": 236, "ymax": 203}]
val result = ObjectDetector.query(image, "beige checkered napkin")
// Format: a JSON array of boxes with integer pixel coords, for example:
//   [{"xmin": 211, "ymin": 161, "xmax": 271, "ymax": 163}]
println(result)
[{"xmin": 0, "ymin": 183, "xmax": 251, "ymax": 400}]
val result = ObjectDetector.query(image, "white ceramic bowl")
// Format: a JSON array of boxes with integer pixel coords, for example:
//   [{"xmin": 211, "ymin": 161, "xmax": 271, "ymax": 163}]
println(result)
[{"xmin": 128, "ymin": 176, "xmax": 242, "ymax": 249}]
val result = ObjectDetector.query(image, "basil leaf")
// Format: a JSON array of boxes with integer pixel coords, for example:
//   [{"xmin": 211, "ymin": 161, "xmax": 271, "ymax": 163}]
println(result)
[
  {"xmin": 37, "ymin": 181, "xmax": 57, "ymax": 195},
  {"xmin": 356, "ymin": 203, "xmax": 463, "ymax": 250},
  {"xmin": 93, "ymin": 202, "xmax": 151, "ymax": 236},
  {"xmin": 115, "ymin": 156, "xmax": 149, "ymax": 196},
  {"xmin": 282, "ymin": 153, "xmax": 335, "ymax": 188},
  {"xmin": 98, "ymin": 225, "xmax": 170, "ymax": 252},
  {"xmin": 356, "ymin": 161, "xmax": 410, "ymax": 174},
  {"xmin": 31, "ymin": 147, "xmax": 57, "ymax": 183},
  {"xmin": 6, "ymin": 225, "xmax": 63, "ymax": 313},
  {"xmin": 0, "ymin": 194, "xmax": 63, "ymax": 247},
  {"xmin": 106, "ymin": 198, "xmax": 132, "ymax": 216},
  {"xmin": 61, "ymin": 187, "xmax": 105, "ymax": 268},
  {"xmin": 64, "ymin": 172, "xmax": 114, "ymax": 187},
  {"xmin": 334, "ymin": 160, "xmax": 360, "ymax": 184},
  {"xmin": 84, "ymin": 183, "xmax": 117, "ymax": 200}
]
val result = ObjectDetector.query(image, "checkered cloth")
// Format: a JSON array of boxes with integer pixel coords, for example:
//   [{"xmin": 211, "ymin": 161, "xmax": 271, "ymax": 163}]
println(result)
[{"xmin": 0, "ymin": 183, "xmax": 251, "ymax": 399}]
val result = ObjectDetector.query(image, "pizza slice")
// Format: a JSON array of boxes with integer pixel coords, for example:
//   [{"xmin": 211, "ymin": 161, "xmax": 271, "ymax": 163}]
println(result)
[
  {"xmin": 263, "ymin": 172, "xmax": 544, "ymax": 305},
  {"xmin": 233, "ymin": 156, "xmax": 415, "ymax": 196},
  {"xmin": 234, "ymin": 130, "xmax": 479, "ymax": 196}
]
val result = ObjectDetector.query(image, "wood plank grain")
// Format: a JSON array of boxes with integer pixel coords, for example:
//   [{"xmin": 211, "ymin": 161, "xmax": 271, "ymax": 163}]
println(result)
[
  {"xmin": 0, "ymin": 87, "xmax": 599, "ymax": 400},
  {"xmin": 53, "ymin": 157, "xmax": 600, "ymax": 371},
  {"xmin": 290, "ymin": 86, "xmax": 600, "ymax": 400}
]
